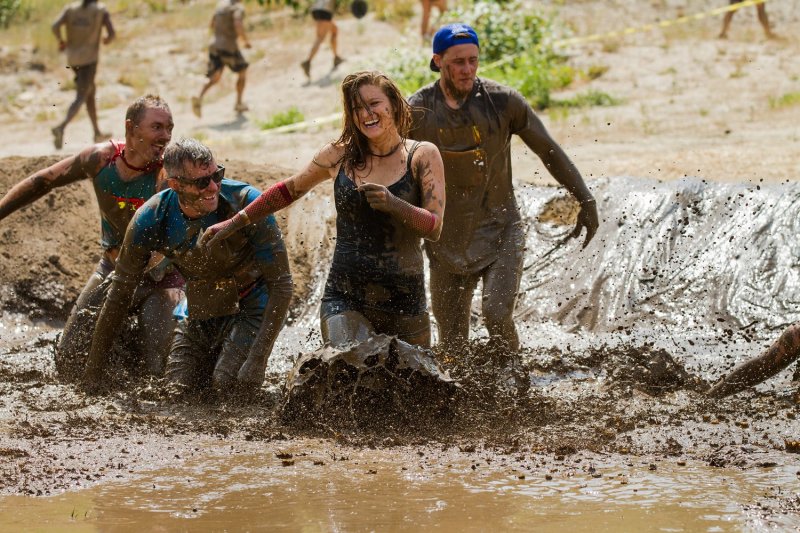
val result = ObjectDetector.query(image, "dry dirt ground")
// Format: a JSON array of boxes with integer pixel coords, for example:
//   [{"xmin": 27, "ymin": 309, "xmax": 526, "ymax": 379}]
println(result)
[{"xmin": 0, "ymin": 0, "xmax": 799, "ymax": 525}]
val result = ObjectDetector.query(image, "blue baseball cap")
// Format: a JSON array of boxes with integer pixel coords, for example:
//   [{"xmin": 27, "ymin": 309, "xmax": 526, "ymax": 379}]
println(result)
[{"xmin": 430, "ymin": 23, "xmax": 480, "ymax": 72}]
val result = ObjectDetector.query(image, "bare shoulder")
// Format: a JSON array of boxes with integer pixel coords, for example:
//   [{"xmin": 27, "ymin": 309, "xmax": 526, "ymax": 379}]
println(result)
[
  {"xmin": 410, "ymin": 140, "xmax": 442, "ymax": 162},
  {"xmin": 316, "ymin": 142, "xmax": 345, "ymax": 167}
]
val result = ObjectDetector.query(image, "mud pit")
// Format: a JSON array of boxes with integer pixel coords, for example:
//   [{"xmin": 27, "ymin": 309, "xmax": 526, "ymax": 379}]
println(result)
[{"xmin": 1, "ymin": 154, "xmax": 799, "ymax": 528}]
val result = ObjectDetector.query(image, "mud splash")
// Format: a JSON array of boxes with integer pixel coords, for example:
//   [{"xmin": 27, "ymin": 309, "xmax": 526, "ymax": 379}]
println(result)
[{"xmin": 1, "ymin": 172, "xmax": 800, "ymax": 527}]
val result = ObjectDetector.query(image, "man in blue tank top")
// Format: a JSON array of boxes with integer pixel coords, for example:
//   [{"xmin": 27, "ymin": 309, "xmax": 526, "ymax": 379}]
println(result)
[
  {"xmin": 0, "ymin": 95, "xmax": 181, "ymax": 381},
  {"xmin": 82, "ymin": 138, "xmax": 292, "ymax": 399}
]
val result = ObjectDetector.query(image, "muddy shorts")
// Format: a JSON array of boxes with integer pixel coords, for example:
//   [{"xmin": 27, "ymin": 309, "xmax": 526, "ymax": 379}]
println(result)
[
  {"xmin": 311, "ymin": 9, "xmax": 333, "ymax": 21},
  {"xmin": 207, "ymin": 49, "xmax": 248, "ymax": 76},
  {"xmin": 166, "ymin": 284, "xmax": 265, "ymax": 392},
  {"xmin": 69, "ymin": 62, "xmax": 98, "ymax": 94}
]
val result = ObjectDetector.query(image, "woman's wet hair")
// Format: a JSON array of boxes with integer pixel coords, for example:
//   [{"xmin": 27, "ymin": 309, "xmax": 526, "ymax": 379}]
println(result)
[
  {"xmin": 125, "ymin": 94, "xmax": 171, "ymax": 127},
  {"xmin": 163, "ymin": 138, "xmax": 214, "ymax": 179},
  {"xmin": 337, "ymin": 71, "xmax": 412, "ymax": 175}
]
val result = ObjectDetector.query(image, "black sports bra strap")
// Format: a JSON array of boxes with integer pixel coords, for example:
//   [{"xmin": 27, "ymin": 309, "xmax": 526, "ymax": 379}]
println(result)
[{"xmin": 406, "ymin": 141, "xmax": 422, "ymax": 175}]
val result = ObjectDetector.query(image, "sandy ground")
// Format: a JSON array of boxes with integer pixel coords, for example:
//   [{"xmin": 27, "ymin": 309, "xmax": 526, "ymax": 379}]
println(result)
[{"xmin": 0, "ymin": 0, "xmax": 799, "ymax": 526}]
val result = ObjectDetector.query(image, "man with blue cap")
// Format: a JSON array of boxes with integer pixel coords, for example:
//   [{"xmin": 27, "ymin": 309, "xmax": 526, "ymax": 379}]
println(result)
[{"xmin": 408, "ymin": 23, "xmax": 599, "ymax": 362}]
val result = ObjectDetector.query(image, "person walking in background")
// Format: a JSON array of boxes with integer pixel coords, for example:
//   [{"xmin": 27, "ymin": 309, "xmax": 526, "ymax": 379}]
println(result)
[
  {"xmin": 192, "ymin": 0, "xmax": 252, "ymax": 118},
  {"xmin": 51, "ymin": 0, "xmax": 115, "ymax": 150},
  {"xmin": 420, "ymin": 0, "xmax": 447, "ymax": 44},
  {"xmin": 300, "ymin": 0, "xmax": 344, "ymax": 81},
  {"xmin": 408, "ymin": 24, "xmax": 598, "ymax": 359},
  {"xmin": 719, "ymin": 0, "xmax": 777, "ymax": 39}
]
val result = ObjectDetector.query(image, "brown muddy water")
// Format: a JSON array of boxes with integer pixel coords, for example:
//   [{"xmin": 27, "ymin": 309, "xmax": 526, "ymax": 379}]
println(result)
[
  {"xmin": 1, "ymin": 177, "xmax": 800, "ymax": 529},
  {"xmin": 1, "ymin": 447, "xmax": 798, "ymax": 532}
]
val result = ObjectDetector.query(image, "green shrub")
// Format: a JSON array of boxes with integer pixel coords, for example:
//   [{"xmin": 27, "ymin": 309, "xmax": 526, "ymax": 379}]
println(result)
[
  {"xmin": 0, "ymin": 0, "xmax": 22, "ymax": 28},
  {"xmin": 259, "ymin": 106, "xmax": 305, "ymax": 130},
  {"xmin": 382, "ymin": 0, "xmax": 578, "ymax": 108},
  {"xmin": 550, "ymin": 89, "xmax": 621, "ymax": 109}
]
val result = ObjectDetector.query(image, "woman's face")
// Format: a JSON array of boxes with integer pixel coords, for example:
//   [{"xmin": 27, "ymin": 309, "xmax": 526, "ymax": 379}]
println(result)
[{"xmin": 351, "ymin": 83, "xmax": 396, "ymax": 141}]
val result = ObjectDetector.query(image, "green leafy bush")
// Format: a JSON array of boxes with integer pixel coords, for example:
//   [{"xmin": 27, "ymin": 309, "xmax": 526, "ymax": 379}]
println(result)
[
  {"xmin": 0, "ymin": 0, "xmax": 22, "ymax": 28},
  {"xmin": 259, "ymin": 106, "xmax": 305, "ymax": 130},
  {"xmin": 382, "ymin": 0, "xmax": 589, "ymax": 110}
]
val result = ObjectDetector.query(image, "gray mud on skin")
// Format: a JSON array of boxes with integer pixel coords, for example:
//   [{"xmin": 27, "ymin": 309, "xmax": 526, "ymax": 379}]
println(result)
[{"xmin": 1, "ymin": 174, "xmax": 799, "ymax": 529}]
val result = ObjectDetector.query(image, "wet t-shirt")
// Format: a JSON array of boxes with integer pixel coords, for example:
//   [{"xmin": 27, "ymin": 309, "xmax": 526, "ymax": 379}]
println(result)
[
  {"xmin": 323, "ymin": 143, "xmax": 426, "ymax": 316},
  {"xmin": 54, "ymin": 1, "xmax": 109, "ymax": 67},
  {"xmin": 210, "ymin": 0, "xmax": 244, "ymax": 53},
  {"xmin": 93, "ymin": 140, "xmax": 159, "ymax": 250},
  {"xmin": 111, "ymin": 179, "xmax": 286, "ymax": 318},
  {"xmin": 312, "ymin": 0, "xmax": 335, "ymax": 13},
  {"xmin": 408, "ymin": 78, "xmax": 534, "ymax": 274}
]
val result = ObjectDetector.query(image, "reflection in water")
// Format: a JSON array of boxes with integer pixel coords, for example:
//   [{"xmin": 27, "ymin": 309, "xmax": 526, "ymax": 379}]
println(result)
[{"xmin": 1, "ymin": 448, "xmax": 797, "ymax": 531}]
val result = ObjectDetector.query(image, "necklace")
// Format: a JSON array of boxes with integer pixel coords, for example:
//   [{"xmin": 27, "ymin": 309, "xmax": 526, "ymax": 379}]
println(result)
[
  {"xmin": 368, "ymin": 141, "xmax": 403, "ymax": 158},
  {"xmin": 120, "ymin": 149, "xmax": 162, "ymax": 173}
]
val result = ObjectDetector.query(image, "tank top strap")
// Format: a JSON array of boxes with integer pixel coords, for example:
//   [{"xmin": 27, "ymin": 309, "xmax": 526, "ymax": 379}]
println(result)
[
  {"xmin": 106, "ymin": 139, "xmax": 125, "ymax": 167},
  {"xmin": 406, "ymin": 141, "xmax": 422, "ymax": 177}
]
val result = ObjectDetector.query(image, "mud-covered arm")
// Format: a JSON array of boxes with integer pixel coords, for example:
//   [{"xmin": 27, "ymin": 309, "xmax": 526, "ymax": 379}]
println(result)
[
  {"xmin": 237, "ymin": 222, "xmax": 293, "ymax": 385},
  {"xmin": 0, "ymin": 143, "xmax": 109, "ymax": 222},
  {"xmin": 512, "ymin": 93, "xmax": 598, "ymax": 247},
  {"xmin": 52, "ymin": 8, "xmax": 67, "ymax": 48},
  {"xmin": 199, "ymin": 142, "xmax": 341, "ymax": 247},
  {"xmin": 102, "ymin": 10, "xmax": 115, "ymax": 45},
  {"xmin": 81, "ymin": 214, "xmax": 154, "ymax": 384},
  {"xmin": 707, "ymin": 323, "xmax": 800, "ymax": 398},
  {"xmin": 233, "ymin": 6, "xmax": 251, "ymax": 48},
  {"xmin": 358, "ymin": 141, "xmax": 446, "ymax": 241}
]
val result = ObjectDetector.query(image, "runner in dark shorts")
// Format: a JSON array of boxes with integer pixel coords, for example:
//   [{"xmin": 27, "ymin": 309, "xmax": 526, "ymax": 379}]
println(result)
[
  {"xmin": 300, "ymin": 0, "xmax": 344, "ymax": 81},
  {"xmin": 719, "ymin": 0, "xmax": 776, "ymax": 39},
  {"xmin": 193, "ymin": 0, "xmax": 252, "ymax": 118},
  {"xmin": 51, "ymin": 0, "xmax": 115, "ymax": 149},
  {"xmin": 200, "ymin": 70, "xmax": 445, "ymax": 348}
]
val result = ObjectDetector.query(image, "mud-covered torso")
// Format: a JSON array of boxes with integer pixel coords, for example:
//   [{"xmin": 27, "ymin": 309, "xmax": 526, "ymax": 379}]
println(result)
[
  {"xmin": 323, "ymin": 144, "xmax": 426, "ymax": 315},
  {"xmin": 60, "ymin": 2, "xmax": 107, "ymax": 67},
  {"xmin": 93, "ymin": 141, "xmax": 160, "ymax": 250},
  {"xmin": 409, "ymin": 78, "xmax": 530, "ymax": 273},
  {"xmin": 123, "ymin": 179, "xmax": 284, "ymax": 289},
  {"xmin": 210, "ymin": 1, "xmax": 243, "ymax": 53}
]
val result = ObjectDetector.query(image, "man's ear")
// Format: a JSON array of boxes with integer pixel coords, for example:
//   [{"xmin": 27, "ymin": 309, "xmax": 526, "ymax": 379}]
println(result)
[
  {"xmin": 433, "ymin": 54, "xmax": 443, "ymax": 71},
  {"xmin": 167, "ymin": 177, "xmax": 180, "ymax": 192}
]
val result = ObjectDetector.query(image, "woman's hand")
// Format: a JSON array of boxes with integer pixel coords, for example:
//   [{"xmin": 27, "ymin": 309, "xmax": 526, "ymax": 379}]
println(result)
[
  {"xmin": 198, "ymin": 216, "xmax": 244, "ymax": 248},
  {"xmin": 358, "ymin": 182, "xmax": 397, "ymax": 213}
]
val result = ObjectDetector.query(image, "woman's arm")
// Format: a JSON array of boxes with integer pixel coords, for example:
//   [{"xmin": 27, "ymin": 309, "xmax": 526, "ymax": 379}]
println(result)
[
  {"xmin": 199, "ymin": 143, "xmax": 342, "ymax": 247},
  {"xmin": 358, "ymin": 141, "xmax": 445, "ymax": 241}
]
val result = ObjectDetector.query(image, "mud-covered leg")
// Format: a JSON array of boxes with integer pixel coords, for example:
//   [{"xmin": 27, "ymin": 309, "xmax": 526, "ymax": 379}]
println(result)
[
  {"xmin": 321, "ymin": 309, "xmax": 376, "ymax": 349},
  {"xmin": 430, "ymin": 260, "xmax": 477, "ymax": 355},
  {"xmin": 708, "ymin": 323, "xmax": 800, "ymax": 398},
  {"xmin": 482, "ymin": 221, "xmax": 524, "ymax": 354},
  {"xmin": 165, "ymin": 318, "xmax": 214, "ymax": 395},
  {"xmin": 55, "ymin": 263, "xmax": 110, "ymax": 380},
  {"xmin": 137, "ymin": 288, "xmax": 182, "ymax": 376},
  {"xmin": 212, "ymin": 310, "xmax": 261, "ymax": 399}
]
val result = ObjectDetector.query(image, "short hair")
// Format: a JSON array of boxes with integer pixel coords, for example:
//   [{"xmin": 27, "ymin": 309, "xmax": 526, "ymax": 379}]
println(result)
[
  {"xmin": 125, "ymin": 94, "xmax": 171, "ymax": 127},
  {"xmin": 163, "ymin": 138, "xmax": 214, "ymax": 179}
]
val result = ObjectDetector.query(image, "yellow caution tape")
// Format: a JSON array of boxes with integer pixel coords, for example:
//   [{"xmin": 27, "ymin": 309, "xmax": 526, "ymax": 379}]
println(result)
[{"xmin": 264, "ymin": 0, "xmax": 770, "ymax": 135}]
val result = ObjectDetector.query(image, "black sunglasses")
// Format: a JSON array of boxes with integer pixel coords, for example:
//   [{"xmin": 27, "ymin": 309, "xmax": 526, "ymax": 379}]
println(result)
[{"xmin": 173, "ymin": 165, "xmax": 225, "ymax": 189}]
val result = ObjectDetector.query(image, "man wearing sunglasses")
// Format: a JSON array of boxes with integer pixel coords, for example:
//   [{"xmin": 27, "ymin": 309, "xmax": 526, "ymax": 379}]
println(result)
[
  {"xmin": 0, "ymin": 94, "xmax": 181, "ymax": 381},
  {"xmin": 82, "ymin": 138, "xmax": 292, "ymax": 399}
]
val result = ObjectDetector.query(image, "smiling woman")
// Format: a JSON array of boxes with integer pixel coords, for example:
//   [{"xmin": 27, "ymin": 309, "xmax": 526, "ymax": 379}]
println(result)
[{"xmin": 199, "ymin": 70, "xmax": 446, "ymax": 349}]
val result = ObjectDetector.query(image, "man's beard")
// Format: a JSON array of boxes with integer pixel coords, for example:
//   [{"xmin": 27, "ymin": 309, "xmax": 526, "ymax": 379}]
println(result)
[{"xmin": 442, "ymin": 72, "xmax": 473, "ymax": 105}]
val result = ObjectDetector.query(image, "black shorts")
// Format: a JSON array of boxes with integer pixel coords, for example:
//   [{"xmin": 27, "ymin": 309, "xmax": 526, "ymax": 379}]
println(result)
[
  {"xmin": 207, "ymin": 49, "xmax": 248, "ymax": 76},
  {"xmin": 311, "ymin": 9, "xmax": 333, "ymax": 21},
  {"xmin": 70, "ymin": 62, "xmax": 98, "ymax": 93}
]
